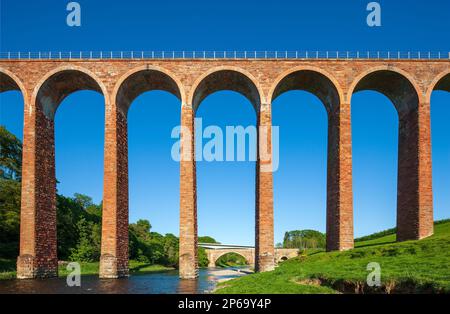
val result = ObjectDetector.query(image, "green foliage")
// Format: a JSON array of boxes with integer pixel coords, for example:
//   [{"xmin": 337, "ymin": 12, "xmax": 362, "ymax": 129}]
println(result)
[
  {"xmin": 69, "ymin": 217, "xmax": 101, "ymax": 262},
  {"xmin": 216, "ymin": 221, "xmax": 450, "ymax": 294},
  {"xmin": 283, "ymin": 230, "xmax": 326, "ymax": 250},
  {"xmin": 56, "ymin": 193, "xmax": 102, "ymax": 261},
  {"xmin": 0, "ymin": 126, "xmax": 22, "ymax": 181},
  {"xmin": 129, "ymin": 220, "xmax": 181, "ymax": 267},
  {"xmin": 198, "ymin": 236, "xmax": 219, "ymax": 244},
  {"xmin": 0, "ymin": 128, "xmax": 22, "ymax": 258},
  {"xmin": 198, "ymin": 247, "xmax": 209, "ymax": 267},
  {"xmin": 354, "ymin": 227, "xmax": 397, "ymax": 242},
  {"xmin": 216, "ymin": 253, "xmax": 248, "ymax": 267},
  {"xmin": 0, "ymin": 179, "xmax": 20, "ymax": 258}
]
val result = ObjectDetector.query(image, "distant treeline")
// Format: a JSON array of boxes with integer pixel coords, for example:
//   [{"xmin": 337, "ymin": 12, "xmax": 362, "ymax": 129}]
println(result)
[
  {"xmin": 281, "ymin": 230, "xmax": 326, "ymax": 250},
  {"xmin": 355, "ymin": 219, "xmax": 450, "ymax": 242}
]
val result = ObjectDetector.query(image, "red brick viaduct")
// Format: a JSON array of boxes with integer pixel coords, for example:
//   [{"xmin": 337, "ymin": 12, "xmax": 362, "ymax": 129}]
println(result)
[{"xmin": 0, "ymin": 57, "xmax": 448, "ymax": 279}]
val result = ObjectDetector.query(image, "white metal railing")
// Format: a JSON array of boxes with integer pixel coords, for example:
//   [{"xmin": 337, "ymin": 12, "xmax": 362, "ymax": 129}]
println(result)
[{"xmin": 0, "ymin": 51, "xmax": 449, "ymax": 60}]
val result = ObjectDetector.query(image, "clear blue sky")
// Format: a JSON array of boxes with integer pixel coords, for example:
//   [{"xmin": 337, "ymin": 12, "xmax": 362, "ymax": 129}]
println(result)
[{"xmin": 0, "ymin": 0, "xmax": 449, "ymax": 245}]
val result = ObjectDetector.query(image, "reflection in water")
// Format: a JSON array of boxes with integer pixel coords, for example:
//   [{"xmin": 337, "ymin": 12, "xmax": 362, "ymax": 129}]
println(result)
[
  {"xmin": 0, "ymin": 268, "xmax": 248, "ymax": 294},
  {"xmin": 177, "ymin": 278, "xmax": 200, "ymax": 294}
]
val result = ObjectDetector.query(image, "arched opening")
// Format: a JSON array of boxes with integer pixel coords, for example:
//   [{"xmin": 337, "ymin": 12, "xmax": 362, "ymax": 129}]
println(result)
[
  {"xmin": 270, "ymin": 69, "xmax": 341, "ymax": 252},
  {"xmin": 191, "ymin": 69, "xmax": 260, "ymax": 265},
  {"xmin": 429, "ymin": 73, "xmax": 450, "ymax": 224},
  {"xmin": 215, "ymin": 252, "xmax": 249, "ymax": 267},
  {"xmin": 114, "ymin": 68, "xmax": 183, "ymax": 270},
  {"xmin": 279, "ymin": 256, "xmax": 288, "ymax": 263},
  {"xmin": 0, "ymin": 72, "xmax": 24, "ymax": 139},
  {"xmin": 352, "ymin": 91, "xmax": 398, "ymax": 238},
  {"xmin": 350, "ymin": 69, "xmax": 421, "ymax": 242},
  {"xmin": 35, "ymin": 69, "xmax": 106, "ymax": 268},
  {"xmin": 0, "ymin": 71, "xmax": 25, "ymax": 268}
]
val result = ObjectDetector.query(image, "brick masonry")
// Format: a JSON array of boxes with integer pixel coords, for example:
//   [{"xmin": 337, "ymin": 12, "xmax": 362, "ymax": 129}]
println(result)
[
  {"xmin": 204, "ymin": 248, "xmax": 298, "ymax": 268},
  {"xmin": 0, "ymin": 59, "xmax": 448, "ymax": 279}
]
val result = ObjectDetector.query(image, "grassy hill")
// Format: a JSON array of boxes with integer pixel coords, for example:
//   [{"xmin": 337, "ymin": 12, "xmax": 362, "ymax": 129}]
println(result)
[{"xmin": 215, "ymin": 220, "xmax": 450, "ymax": 294}]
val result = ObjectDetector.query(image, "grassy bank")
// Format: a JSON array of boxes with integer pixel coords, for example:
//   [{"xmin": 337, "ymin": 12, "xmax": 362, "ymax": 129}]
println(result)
[
  {"xmin": 0, "ymin": 260, "xmax": 174, "ymax": 280},
  {"xmin": 215, "ymin": 220, "xmax": 450, "ymax": 294}
]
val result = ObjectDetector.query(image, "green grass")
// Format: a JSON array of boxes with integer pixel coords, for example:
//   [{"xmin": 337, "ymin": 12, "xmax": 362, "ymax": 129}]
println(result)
[
  {"xmin": 215, "ymin": 221, "xmax": 450, "ymax": 294},
  {"xmin": 0, "ymin": 260, "xmax": 174, "ymax": 280}
]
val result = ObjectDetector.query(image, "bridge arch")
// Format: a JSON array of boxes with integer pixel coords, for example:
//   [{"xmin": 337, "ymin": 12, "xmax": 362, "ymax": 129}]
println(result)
[
  {"xmin": 269, "ymin": 67, "xmax": 351, "ymax": 252},
  {"xmin": 347, "ymin": 66, "xmax": 422, "ymax": 115},
  {"xmin": 426, "ymin": 70, "xmax": 450, "ymax": 102},
  {"xmin": 268, "ymin": 66, "xmax": 344, "ymax": 114},
  {"xmin": 211, "ymin": 251, "xmax": 251, "ymax": 267},
  {"xmin": 32, "ymin": 66, "xmax": 108, "ymax": 120},
  {"xmin": 349, "ymin": 66, "xmax": 433, "ymax": 242},
  {"xmin": 188, "ymin": 66, "xmax": 264, "ymax": 111},
  {"xmin": 205, "ymin": 249, "xmax": 254, "ymax": 268},
  {"xmin": 0, "ymin": 68, "xmax": 27, "ymax": 99},
  {"xmin": 112, "ymin": 65, "xmax": 186, "ymax": 115}
]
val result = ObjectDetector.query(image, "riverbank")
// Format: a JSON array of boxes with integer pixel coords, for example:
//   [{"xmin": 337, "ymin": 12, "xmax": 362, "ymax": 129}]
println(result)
[
  {"xmin": 215, "ymin": 220, "xmax": 450, "ymax": 294},
  {"xmin": 0, "ymin": 260, "xmax": 174, "ymax": 280}
]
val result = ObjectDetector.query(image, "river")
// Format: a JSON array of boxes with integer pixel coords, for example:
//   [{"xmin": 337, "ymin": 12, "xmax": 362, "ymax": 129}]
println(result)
[{"xmin": 0, "ymin": 267, "xmax": 250, "ymax": 294}]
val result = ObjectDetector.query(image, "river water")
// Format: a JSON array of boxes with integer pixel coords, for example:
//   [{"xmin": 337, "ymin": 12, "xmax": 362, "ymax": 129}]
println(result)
[{"xmin": 0, "ymin": 268, "xmax": 249, "ymax": 294}]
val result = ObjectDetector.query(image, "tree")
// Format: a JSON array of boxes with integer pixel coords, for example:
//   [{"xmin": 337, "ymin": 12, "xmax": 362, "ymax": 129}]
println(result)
[
  {"xmin": 0, "ymin": 126, "xmax": 22, "ymax": 181},
  {"xmin": 282, "ymin": 230, "xmax": 326, "ymax": 250},
  {"xmin": 73, "ymin": 193, "xmax": 93, "ymax": 210},
  {"xmin": 69, "ymin": 217, "xmax": 100, "ymax": 262},
  {"xmin": 198, "ymin": 236, "xmax": 219, "ymax": 244},
  {"xmin": 0, "ymin": 179, "xmax": 20, "ymax": 258}
]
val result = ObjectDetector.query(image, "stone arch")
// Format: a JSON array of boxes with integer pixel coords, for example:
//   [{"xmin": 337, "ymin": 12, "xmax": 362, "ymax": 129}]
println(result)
[
  {"xmin": 32, "ymin": 66, "xmax": 109, "ymax": 120},
  {"xmin": 188, "ymin": 66, "xmax": 264, "ymax": 112},
  {"xmin": 347, "ymin": 66, "xmax": 422, "ymax": 117},
  {"xmin": 0, "ymin": 68, "xmax": 28, "ymax": 99},
  {"xmin": 426, "ymin": 70, "xmax": 450, "ymax": 102},
  {"xmin": 212, "ymin": 251, "xmax": 252, "ymax": 267},
  {"xmin": 113, "ymin": 65, "xmax": 186, "ymax": 115},
  {"xmin": 268, "ymin": 66, "xmax": 344, "ymax": 114}
]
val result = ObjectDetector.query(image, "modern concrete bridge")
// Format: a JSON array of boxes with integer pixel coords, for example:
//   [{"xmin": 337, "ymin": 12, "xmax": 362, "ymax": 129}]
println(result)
[{"xmin": 0, "ymin": 52, "xmax": 448, "ymax": 279}]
